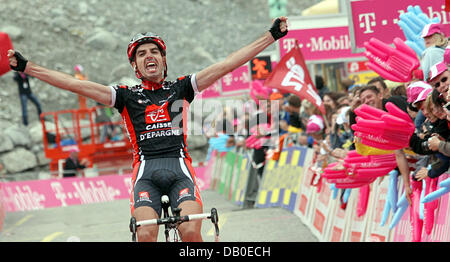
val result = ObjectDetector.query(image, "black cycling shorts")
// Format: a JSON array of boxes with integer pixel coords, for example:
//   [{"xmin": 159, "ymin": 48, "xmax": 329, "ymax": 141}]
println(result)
[{"xmin": 130, "ymin": 158, "xmax": 203, "ymax": 216}]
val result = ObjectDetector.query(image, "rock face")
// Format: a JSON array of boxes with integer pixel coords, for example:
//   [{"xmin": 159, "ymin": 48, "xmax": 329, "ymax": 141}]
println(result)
[{"xmin": 0, "ymin": 0, "xmax": 316, "ymax": 180}]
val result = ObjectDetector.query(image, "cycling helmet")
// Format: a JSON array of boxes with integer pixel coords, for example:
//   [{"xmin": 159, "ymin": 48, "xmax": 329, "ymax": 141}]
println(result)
[{"xmin": 127, "ymin": 32, "xmax": 167, "ymax": 79}]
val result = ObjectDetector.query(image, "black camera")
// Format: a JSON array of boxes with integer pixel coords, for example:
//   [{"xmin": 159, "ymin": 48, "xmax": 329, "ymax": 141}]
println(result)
[{"xmin": 421, "ymin": 140, "xmax": 429, "ymax": 151}]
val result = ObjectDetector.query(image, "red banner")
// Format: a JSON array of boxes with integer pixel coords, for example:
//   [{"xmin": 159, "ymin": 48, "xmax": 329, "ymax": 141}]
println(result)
[{"xmin": 265, "ymin": 44, "xmax": 325, "ymax": 114}]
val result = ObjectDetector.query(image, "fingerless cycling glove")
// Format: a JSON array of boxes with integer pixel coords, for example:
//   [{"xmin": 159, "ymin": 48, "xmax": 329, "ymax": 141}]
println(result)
[
  {"xmin": 269, "ymin": 18, "xmax": 288, "ymax": 41},
  {"xmin": 10, "ymin": 51, "xmax": 28, "ymax": 72}
]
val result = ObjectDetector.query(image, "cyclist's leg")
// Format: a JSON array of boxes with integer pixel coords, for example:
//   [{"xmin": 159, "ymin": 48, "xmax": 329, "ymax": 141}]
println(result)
[
  {"xmin": 170, "ymin": 158, "xmax": 204, "ymax": 242},
  {"xmin": 178, "ymin": 201, "xmax": 203, "ymax": 242},
  {"xmin": 133, "ymin": 206, "xmax": 159, "ymax": 242},
  {"xmin": 130, "ymin": 160, "xmax": 162, "ymax": 242}
]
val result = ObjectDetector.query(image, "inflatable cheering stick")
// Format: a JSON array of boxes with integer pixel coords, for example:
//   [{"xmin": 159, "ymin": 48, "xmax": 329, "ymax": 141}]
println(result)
[
  {"xmin": 380, "ymin": 170, "xmax": 399, "ymax": 226},
  {"xmin": 357, "ymin": 184, "xmax": 370, "ymax": 217},
  {"xmin": 423, "ymin": 177, "xmax": 438, "ymax": 235},
  {"xmin": 410, "ymin": 178, "xmax": 424, "ymax": 242},
  {"xmin": 389, "ymin": 192, "xmax": 409, "ymax": 230},
  {"xmin": 397, "ymin": 5, "xmax": 440, "ymax": 57},
  {"xmin": 422, "ymin": 177, "xmax": 450, "ymax": 203},
  {"xmin": 364, "ymin": 37, "xmax": 420, "ymax": 83}
]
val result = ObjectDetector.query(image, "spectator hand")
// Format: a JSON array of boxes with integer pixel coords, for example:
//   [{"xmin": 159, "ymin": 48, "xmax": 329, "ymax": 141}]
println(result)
[
  {"xmin": 427, "ymin": 135, "xmax": 442, "ymax": 151},
  {"xmin": 80, "ymin": 158, "xmax": 90, "ymax": 167},
  {"xmin": 331, "ymin": 148, "xmax": 347, "ymax": 159},
  {"xmin": 415, "ymin": 167, "xmax": 428, "ymax": 181}
]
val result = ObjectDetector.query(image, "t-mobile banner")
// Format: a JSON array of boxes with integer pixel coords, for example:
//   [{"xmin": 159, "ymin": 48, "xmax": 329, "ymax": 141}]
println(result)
[
  {"xmin": 279, "ymin": 26, "xmax": 361, "ymax": 61},
  {"xmin": 0, "ymin": 165, "xmax": 211, "ymax": 212},
  {"xmin": 348, "ymin": 0, "xmax": 449, "ymax": 52},
  {"xmin": 0, "ymin": 175, "xmax": 133, "ymax": 212},
  {"xmin": 220, "ymin": 64, "xmax": 251, "ymax": 94}
]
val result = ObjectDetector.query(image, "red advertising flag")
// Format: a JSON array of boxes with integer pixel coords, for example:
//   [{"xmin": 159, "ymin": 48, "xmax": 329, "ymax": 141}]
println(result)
[
  {"xmin": 265, "ymin": 44, "xmax": 325, "ymax": 115},
  {"xmin": 0, "ymin": 32, "xmax": 13, "ymax": 76}
]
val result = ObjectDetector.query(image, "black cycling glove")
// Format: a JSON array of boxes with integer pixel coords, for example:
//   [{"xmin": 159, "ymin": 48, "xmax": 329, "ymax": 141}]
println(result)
[
  {"xmin": 10, "ymin": 51, "xmax": 28, "ymax": 72},
  {"xmin": 269, "ymin": 18, "xmax": 288, "ymax": 41}
]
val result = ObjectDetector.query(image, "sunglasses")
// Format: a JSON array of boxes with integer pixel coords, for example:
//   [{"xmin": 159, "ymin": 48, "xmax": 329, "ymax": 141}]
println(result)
[
  {"xmin": 444, "ymin": 101, "xmax": 450, "ymax": 112},
  {"xmin": 434, "ymin": 76, "xmax": 448, "ymax": 89}
]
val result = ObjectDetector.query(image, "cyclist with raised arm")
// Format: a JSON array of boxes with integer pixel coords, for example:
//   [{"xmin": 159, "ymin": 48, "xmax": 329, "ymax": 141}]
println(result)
[{"xmin": 8, "ymin": 17, "xmax": 288, "ymax": 242}]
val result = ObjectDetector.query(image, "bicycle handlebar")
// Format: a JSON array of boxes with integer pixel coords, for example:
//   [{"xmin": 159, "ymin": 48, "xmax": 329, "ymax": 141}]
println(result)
[
  {"xmin": 137, "ymin": 212, "xmax": 211, "ymax": 227},
  {"xmin": 130, "ymin": 207, "xmax": 219, "ymax": 242}
]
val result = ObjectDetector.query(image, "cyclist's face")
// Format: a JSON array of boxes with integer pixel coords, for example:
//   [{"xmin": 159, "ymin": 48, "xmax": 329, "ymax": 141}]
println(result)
[{"xmin": 133, "ymin": 43, "xmax": 165, "ymax": 81}]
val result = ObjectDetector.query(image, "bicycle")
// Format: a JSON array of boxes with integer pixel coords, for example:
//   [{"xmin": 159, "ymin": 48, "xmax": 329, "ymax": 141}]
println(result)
[{"xmin": 129, "ymin": 195, "xmax": 220, "ymax": 242}]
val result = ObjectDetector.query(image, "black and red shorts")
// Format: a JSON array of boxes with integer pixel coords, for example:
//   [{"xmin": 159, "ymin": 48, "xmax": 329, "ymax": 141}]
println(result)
[{"xmin": 130, "ymin": 157, "xmax": 202, "ymax": 216}]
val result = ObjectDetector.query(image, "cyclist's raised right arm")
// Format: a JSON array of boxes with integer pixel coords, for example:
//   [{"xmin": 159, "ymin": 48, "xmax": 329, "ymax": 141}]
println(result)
[{"xmin": 8, "ymin": 50, "xmax": 112, "ymax": 106}]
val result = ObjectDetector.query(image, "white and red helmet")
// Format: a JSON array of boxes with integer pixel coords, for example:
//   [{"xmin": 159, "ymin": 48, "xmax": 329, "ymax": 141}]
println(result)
[{"xmin": 127, "ymin": 32, "xmax": 167, "ymax": 79}]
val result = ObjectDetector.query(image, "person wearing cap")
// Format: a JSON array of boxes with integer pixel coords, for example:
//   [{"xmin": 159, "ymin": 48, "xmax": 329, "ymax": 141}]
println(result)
[
  {"xmin": 406, "ymin": 84, "xmax": 446, "ymax": 155},
  {"xmin": 306, "ymin": 114, "xmax": 331, "ymax": 174},
  {"xmin": 421, "ymin": 23, "xmax": 448, "ymax": 81},
  {"xmin": 8, "ymin": 17, "xmax": 289, "ymax": 242},
  {"xmin": 413, "ymin": 90, "xmax": 450, "ymax": 182},
  {"xmin": 428, "ymin": 61, "xmax": 450, "ymax": 103},
  {"xmin": 407, "ymin": 81, "xmax": 432, "ymax": 132},
  {"xmin": 63, "ymin": 147, "xmax": 89, "ymax": 178}
]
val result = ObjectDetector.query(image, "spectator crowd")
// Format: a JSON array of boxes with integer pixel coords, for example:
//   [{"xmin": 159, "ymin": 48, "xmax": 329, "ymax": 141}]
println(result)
[{"xmin": 203, "ymin": 21, "xmax": 449, "ymax": 210}]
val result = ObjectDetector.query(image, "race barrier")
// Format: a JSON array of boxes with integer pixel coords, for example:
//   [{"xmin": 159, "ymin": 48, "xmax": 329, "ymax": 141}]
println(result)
[
  {"xmin": 209, "ymin": 145, "xmax": 450, "ymax": 242},
  {"xmin": 1, "ymin": 147, "xmax": 449, "ymax": 241},
  {"xmin": 0, "ymin": 174, "xmax": 133, "ymax": 212},
  {"xmin": 256, "ymin": 146, "xmax": 313, "ymax": 212}
]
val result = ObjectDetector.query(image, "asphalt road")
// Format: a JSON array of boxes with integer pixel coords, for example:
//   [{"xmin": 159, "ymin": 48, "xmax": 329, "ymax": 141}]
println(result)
[{"xmin": 0, "ymin": 189, "xmax": 318, "ymax": 242}]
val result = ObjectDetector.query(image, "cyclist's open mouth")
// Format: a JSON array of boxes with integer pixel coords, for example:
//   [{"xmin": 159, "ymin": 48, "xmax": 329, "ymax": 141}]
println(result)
[{"xmin": 146, "ymin": 62, "xmax": 158, "ymax": 73}]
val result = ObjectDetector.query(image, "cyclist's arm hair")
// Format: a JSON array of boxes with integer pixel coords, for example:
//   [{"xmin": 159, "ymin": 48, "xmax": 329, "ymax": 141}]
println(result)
[
  {"xmin": 196, "ymin": 31, "xmax": 277, "ymax": 92},
  {"xmin": 24, "ymin": 60, "xmax": 112, "ymax": 106}
]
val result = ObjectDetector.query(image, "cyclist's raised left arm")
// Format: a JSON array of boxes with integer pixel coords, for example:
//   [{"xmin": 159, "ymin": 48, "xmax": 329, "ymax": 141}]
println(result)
[
  {"xmin": 8, "ymin": 50, "xmax": 112, "ymax": 106},
  {"xmin": 195, "ymin": 17, "xmax": 288, "ymax": 92}
]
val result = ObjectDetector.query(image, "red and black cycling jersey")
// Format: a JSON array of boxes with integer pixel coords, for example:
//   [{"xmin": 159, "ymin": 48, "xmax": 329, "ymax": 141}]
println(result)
[{"xmin": 109, "ymin": 74, "xmax": 199, "ymax": 166}]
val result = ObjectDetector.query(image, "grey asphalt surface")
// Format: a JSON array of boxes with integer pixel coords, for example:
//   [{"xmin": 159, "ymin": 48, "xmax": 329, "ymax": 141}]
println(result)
[{"xmin": 0, "ymin": 189, "xmax": 318, "ymax": 242}]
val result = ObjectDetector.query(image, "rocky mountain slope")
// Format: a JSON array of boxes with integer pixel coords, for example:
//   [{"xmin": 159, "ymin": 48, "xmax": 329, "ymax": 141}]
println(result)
[{"xmin": 0, "ymin": 0, "xmax": 317, "ymax": 180}]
